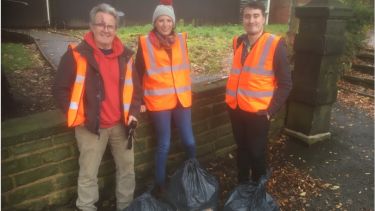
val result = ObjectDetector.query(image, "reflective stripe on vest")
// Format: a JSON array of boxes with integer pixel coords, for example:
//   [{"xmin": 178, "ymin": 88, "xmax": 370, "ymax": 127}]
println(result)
[
  {"xmin": 67, "ymin": 44, "xmax": 134, "ymax": 127},
  {"xmin": 225, "ymin": 33, "xmax": 280, "ymax": 112},
  {"xmin": 144, "ymin": 85, "xmax": 191, "ymax": 96},
  {"xmin": 140, "ymin": 32, "xmax": 192, "ymax": 111}
]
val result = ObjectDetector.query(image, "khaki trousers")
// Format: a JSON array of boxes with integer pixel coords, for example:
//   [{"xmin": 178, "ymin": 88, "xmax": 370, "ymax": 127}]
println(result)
[{"xmin": 75, "ymin": 124, "xmax": 135, "ymax": 211}]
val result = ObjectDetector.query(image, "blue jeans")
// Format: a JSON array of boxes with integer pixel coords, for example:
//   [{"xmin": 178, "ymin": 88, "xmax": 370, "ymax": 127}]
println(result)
[{"xmin": 149, "ymin": 106, "xmax": 196, "ymax": 186}]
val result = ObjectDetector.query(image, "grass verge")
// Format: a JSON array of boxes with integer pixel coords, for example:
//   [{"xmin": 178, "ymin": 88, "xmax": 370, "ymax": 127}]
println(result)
[
  {"xmin": 2, "ymin": 43, "xmax": 44, "ymax": 72},
  {"xmin": 62, "ymin": 24, "xmax": 287, "ymax": 74}
]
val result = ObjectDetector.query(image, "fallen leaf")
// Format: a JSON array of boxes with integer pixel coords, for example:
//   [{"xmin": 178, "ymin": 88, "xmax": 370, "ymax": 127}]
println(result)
[{"xmin": 331, "ymin": 185, "xmax": 340, "ymax": 190}]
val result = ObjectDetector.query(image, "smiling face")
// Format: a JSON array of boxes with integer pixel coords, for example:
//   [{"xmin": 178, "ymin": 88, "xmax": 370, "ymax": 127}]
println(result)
[
  {"xmin": 154, "ymin": 15, "xmax": 174, "ymax": 36},
  {"xmin": 242, "ymin": 7, "xmax": 265, "ymax": 37},
  {"xmin": 90, "ymin": 11, "xmax": 117, "ymax": 49}
]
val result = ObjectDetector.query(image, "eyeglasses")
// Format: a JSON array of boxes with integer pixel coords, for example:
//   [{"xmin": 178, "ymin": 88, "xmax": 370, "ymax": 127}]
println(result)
[{"xmin": 93, "ymin": 22, "xmax": 116, "ymax": 31}]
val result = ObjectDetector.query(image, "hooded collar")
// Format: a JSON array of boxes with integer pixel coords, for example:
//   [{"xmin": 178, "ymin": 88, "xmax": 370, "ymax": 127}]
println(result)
[{"xmin": 83, "ymin": 31, "xmax": 124, "ymax": 58}]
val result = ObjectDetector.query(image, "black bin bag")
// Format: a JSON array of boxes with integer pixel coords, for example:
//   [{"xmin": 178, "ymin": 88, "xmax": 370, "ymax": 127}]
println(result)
[
  {"xmin": 125, "ymin": 191, "xmax": 175, "ymax": 211},
  {"xmin": 223, "ymin": 176, "xmax": 279, "ymax": 211},
  {"xmin": 167, "ymin": 159, "xmax": 219, "ymax": 211}
]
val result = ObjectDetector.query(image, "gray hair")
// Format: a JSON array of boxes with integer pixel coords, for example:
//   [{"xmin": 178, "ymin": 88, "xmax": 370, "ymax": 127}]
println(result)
[{"xmin": 89, "ymin": 3, "xmax": 120, "ymax": 27}]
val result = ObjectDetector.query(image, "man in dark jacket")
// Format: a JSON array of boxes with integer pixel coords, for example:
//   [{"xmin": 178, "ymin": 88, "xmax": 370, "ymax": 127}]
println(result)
[
  {"xmin": 53, "ymin": 3, "xmax": 142, "ymax": 211},
  {"xmin": 226, "ymin": 1, "xmax": 292, "ymax": 184}
]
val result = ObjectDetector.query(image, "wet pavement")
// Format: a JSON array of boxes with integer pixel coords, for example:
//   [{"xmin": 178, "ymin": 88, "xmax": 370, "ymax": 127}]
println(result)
[
  {"xmin": 28, "ymin": 30, "xmax": 80, "ymax": 70},
  {"xmin": 285, "ymin": 102, "xmax": 374, "ymax": 210}
]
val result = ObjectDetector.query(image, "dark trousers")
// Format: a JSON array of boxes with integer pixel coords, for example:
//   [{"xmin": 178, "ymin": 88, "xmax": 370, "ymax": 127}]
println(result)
[{"xmin": 228, "ymin": 107, "xmax": 270, "ymax": 183}]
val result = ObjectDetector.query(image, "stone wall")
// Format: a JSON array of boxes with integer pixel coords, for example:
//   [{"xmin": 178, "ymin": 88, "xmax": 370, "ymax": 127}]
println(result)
[{"xmin": 2, "ymin": 79, "xmax": 286, "ymax": 210}]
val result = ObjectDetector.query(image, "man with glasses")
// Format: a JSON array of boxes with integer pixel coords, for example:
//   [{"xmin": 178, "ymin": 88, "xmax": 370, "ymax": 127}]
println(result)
[{"xmin": 53, "ymin": 3, "xmax": 142, "ymax": 210}]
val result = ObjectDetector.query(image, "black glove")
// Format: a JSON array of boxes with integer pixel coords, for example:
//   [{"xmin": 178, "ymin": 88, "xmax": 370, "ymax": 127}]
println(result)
[{"xmin": 127, "ymin": 120, "xmax": 138, "ymax": 150}]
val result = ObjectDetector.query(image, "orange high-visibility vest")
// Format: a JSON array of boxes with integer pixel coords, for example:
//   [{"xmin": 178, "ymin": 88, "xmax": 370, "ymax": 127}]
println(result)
[
  {"xmin": 225, "ymin": 33, "xmax": 281, "ymax": 112},
  {"xmin": 67, "ymin": 44, "xmax": 134, "ymax": 127},
  {"xmin": 122, "ymin": 57, "xmax": 134, "ymax": 125},
  {"xmin": 139, "ymin": 32, "xmax": 192, "ymax": 111}
]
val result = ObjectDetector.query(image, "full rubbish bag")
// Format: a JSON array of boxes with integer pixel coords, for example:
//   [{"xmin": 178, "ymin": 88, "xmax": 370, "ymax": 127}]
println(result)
[
  {"xmin": 167, "ymin": 159, "xmax": 219, "ymax": 211},
  {"xmin": 223, "ymin": 176, "xmax": 279, "ymax": 211},
  {"xmin": 125, "ymin": 191, "xmax": 175, "ymax": 211}
]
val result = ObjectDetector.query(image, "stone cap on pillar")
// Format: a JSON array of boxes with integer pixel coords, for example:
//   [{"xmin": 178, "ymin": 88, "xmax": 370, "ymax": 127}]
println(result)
[{"xmin": 296, "ymin": 0, "xmax": 352, "ymax": 19}]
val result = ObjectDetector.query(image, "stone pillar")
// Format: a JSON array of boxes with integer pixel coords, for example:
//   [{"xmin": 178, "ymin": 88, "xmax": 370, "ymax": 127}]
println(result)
[{"xmin": 284, "ymin": 0, "xmax": 351, "ymax": 145}]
